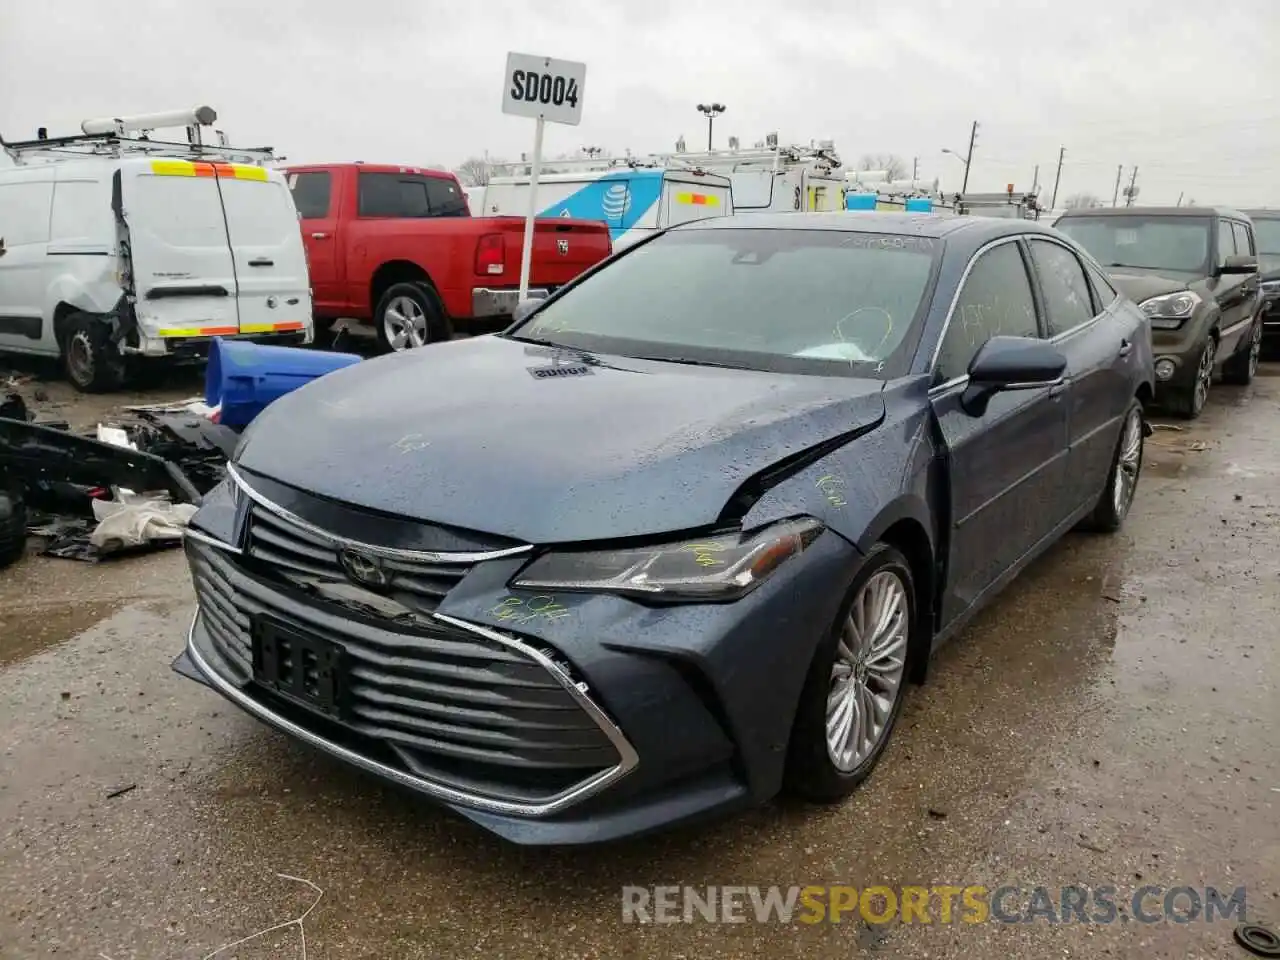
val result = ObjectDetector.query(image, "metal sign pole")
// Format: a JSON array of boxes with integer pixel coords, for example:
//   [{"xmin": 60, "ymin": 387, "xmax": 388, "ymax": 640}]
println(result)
[{"xmin": 518, "ymin": 117, "xmax": 545, "ymax": 301}]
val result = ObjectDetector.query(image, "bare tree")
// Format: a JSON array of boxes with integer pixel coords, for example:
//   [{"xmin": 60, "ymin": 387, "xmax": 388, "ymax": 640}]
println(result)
[
  {"xmin": 857, "ymin": 153, "xmax": 908, "ymax": 180},
  {"xmin": 455, "ymin": 156, "xmax": 495, "ymax": 186},
  {"xmin": 1064, "ymin": 192, "xmax": 1104, "ymax": 210}
]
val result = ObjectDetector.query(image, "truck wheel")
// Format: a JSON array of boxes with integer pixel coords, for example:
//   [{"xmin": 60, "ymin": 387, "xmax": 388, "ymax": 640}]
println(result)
[
  {"xmin": 374, "ymin": 282, "xmax": 450, "ymax": 353},
  {"xmin": 62, "ymin": 312, "xmax": 127, "ymax": 393},
  {"xmin": 1221, "ymin": 315, "xmax": 1262, "ymax": 385}
]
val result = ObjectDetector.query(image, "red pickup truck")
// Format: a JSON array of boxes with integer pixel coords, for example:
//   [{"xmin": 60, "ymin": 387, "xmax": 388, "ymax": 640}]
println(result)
[{"xmin": 283, "ymin": 163, "xmax": 612, "ymax": 351}]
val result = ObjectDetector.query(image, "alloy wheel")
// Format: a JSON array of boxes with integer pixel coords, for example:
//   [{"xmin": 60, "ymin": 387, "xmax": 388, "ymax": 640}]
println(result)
[
  {"xmin": 826, "ymin": 570, "xmax": 909, "ymax": 772},
  {"xmin": 383, "ymin": 296, "xmax": 429, "ymax": 351},
  {"xmin": 1112, "ymin": 406, "xmax": 1143, "ymax": 518},
  {"xmin": 1193, "ymin": 339, "xmax": 1215, "ymax": 414}
]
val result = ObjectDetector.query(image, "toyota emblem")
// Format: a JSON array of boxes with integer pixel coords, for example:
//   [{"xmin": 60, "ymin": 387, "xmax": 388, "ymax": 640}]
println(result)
[{"xmin": 339, "ymin": 548, "xmax": 389, "ymax": 589}]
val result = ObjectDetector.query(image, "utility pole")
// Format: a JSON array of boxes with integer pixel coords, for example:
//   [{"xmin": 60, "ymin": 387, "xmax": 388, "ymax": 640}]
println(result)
[
  {"xmin": 912, "ymin": 156, "xmax": 918, "ymax": 181},
  {"xmin": 1125, "ymin": 166, "xmax": 1139, "ymax": 207},
  {"xmin": 1112, "ymin": 164, "xmax": 1123, "ymax": 207},
  {"xmin": 1049, "ymin": 146, "xmax": 1066, "ymax": 210},
  {"xmin": 961, "ymin": 121, "xmax": 978, "ymax": 194},
  {"xmin": 1176, "ymin": 192, "xmax": 1184, "ymax": 207},
  {"xmin": 1032, "ymin": 164, "xmax": 1040, "ymax": 193}
]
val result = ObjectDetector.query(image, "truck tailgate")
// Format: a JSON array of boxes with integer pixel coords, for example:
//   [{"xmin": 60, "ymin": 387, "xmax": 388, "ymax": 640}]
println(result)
[{"xmin": 494, "ymin": 217, "xmax": 611, "ymax": 283}]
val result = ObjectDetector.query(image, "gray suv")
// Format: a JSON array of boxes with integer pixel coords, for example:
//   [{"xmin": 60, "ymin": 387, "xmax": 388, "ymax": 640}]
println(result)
[{"xmin": 1055, "ymin": 206, "xmax": 1262, "ymax": 418}]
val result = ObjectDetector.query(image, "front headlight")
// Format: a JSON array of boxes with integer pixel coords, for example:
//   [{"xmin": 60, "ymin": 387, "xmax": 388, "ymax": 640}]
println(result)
[
  {"xmin": 1139, "ymin": 291, "xmax": 1200, "ymax": 329},
  {"xmin": 511, "ymin": 517, "xmax": 824, "ymax": 601}
]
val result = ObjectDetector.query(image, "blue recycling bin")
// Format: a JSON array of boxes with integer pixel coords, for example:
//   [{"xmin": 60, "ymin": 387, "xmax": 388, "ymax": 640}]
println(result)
[
  {"xmin": 905, "ymin": 197, "xmax": 934, "ymax": 213},
  {"xmin": 206, "ymin": 338, "xmax": 362, "ymax": 428},
  {"xmin": 846, "ymin": 193, "xmax": 878, "ymax": 211}
]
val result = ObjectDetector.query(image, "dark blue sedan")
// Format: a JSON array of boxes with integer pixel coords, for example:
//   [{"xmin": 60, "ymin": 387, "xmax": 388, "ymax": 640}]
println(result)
[{"xmin": 176, "ymin": 213, "xmax": 1155, "ymax": 845}]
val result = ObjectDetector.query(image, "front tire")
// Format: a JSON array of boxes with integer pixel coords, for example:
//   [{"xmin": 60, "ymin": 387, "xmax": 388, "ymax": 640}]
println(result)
[
  {"xmin": 0, "ymin": 487, "xmax": 27, "ymax": 569},
  {"xmin": 61, "ymin": 312, "xmax": 126, "ymax": 393},
  {"xmin": 1083, "ymin": 399, "xmax": 1144, "ymax": 532},
  {"xmin": 785, "ymin": 543, "xmax": 915, "ymax": 802},
  {"xmin": 1167, "ymin": 337, "xmax": 1214, "ymax": 419},
  {"xmin": 1221, "ymin": 314, "xmax": 1262, "ymax": 385},
  {"xmin": 374, "ymin": 282, "xmax": 450, "ymax": 353}
]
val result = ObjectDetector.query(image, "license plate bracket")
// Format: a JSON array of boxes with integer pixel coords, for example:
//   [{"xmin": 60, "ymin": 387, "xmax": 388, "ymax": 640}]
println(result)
[{"xmin": 251, "ymin": 617, "xmax": 345, "ymax": 718}]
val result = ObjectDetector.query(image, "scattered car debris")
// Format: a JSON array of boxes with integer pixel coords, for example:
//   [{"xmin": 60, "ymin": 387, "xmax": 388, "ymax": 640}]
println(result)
[
  {"xmin": 1234, "ymin": 922, "xmax": 1280, "ymax": 957},
  {"xmin": 105, "ymin": 783, "xmax": 137, "ymax": 800}
]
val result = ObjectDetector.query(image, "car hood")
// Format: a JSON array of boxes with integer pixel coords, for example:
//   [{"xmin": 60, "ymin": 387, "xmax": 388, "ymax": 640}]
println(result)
[
  {"xmin": 234, "ymin": 336, "xmax": 887, "ymax": 544},
  {"xmin": 1108, "ymin": 271, "xmax": 1200, "ymax": 303}
]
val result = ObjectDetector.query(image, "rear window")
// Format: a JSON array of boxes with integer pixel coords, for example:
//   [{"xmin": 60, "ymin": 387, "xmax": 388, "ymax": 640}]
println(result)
[
  {"xmin": 131, "ymin": 176, "xmax": 229, "ymax": 248},
  {"xmin": 511, "ymin": 228, "xmax": 940, "ymax": 379},
  {"xmin": 288, "ymin": 171, "xmax": 331, "ymax": 218},
  {"xmin": 358, "ymin": 172, "xmax": 467, "ymax": 218},
  {"xmin": 218, "ymin": 179, "xmax": 299, "ymax": 246}
]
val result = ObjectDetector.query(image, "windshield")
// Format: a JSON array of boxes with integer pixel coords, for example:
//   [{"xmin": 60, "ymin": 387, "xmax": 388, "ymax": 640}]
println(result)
[
  {"xmin": 1056, "ymin": 215, "xmax": 1211, "ymax": 274},
  {"xmin": 508, "ymin": 228, "xmax": 940, "ymax": 379}
]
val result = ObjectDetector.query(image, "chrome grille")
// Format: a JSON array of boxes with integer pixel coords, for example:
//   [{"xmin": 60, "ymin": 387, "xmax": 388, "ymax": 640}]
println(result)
[
  {"xmin": 186, "ymin": 538, "xmax": 622, "ymax": 803},
  {"xmin": 245, "ymin": 502, "xmax": 466, "ymax": 611}
]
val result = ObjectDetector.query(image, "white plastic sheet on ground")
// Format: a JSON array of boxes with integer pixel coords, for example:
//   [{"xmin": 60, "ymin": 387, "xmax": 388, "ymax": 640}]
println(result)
[{"xmin": 89, "ymin": 491, "xmax": 197, "ymax": 553}]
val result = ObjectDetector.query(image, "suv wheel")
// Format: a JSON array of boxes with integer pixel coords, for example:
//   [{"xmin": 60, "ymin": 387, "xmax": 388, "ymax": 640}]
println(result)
[
  {"xmin": 374, "ymin": 282, "xmax": 451, "ymax": 353},
  {"xmin": 1168, "ymin": 337, "xmax": 1215, "ymax": 419},
  {"xmin": 62, "ymin": 312, "xmax": 127, "ymax": 393},
  {"xmin": 1221, "ymin": 315, "xmax": 1262, "ymax": 385}
]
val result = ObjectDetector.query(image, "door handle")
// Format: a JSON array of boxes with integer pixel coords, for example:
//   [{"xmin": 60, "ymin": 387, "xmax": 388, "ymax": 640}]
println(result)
[
  {"xmin": 0, "ymin": 237, "xmax": 6, "ymax": 258},
  {"xmin": 1118, "ymin": 338, "xmax": 1132, "ymax": 357},
  {"xmin": 310, "ymin": 232, "xmax": 330, "ymax": 240},
  {"xmin": 248, "ymin": 258, "xmax": 275, "ymax": 267},
  {"xmin": 1049, "ymin": 379, "xmax": 1070, "ymax": 398}
]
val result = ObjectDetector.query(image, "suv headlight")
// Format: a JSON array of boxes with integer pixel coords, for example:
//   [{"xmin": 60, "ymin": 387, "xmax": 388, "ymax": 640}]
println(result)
[
  {"xmin": 511, "ymin": 517, "xmax": 823, "ymax": 601},
  {"xmin": 1139, "ymin": 291, "xmax": 1201, "ymax": 329}
]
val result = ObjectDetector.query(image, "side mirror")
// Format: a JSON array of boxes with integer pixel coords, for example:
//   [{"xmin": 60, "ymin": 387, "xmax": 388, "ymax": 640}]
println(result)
[
  {"xmin": 511, "ymin": 298, "xmax": 544, "ymax": 324},
  {"xmin": 961, "ymin": 336, "xmax": 1067, "ymax": 417},
  {"xmin": 1218, "ymin": 254, "xmax": 1258, "ymax": 275}
]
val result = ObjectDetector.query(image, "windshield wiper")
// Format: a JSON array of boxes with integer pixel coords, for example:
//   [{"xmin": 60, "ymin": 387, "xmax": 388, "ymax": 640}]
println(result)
[{"xmin": 639, "ymin": 355, "xmax": 750, "ymax": 370}]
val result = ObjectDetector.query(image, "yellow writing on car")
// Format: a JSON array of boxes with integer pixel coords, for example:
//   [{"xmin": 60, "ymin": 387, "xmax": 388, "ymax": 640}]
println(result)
[
  {"xmin": 815, "ymin": 474, "xmax": 848, "ymax": 507},
  {"xmin": 491, "ymin": 595, "xmax": 571, "ymax": 624},
  {"xmin": 684, "ymin": 542, "xmax": 727, "ymax": 567}
]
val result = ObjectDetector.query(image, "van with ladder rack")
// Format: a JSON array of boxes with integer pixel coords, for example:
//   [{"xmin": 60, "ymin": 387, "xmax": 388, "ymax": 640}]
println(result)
[{"xmin": 0, "ymin": 107, "xmax": 312, "ymax": 391}]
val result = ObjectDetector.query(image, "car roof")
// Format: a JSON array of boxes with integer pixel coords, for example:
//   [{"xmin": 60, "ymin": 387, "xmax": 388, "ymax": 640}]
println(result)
[
  {"xmin": 1243, "ymin": 208, "xmax": 1280, "ymax": 220},
  {"xmin": 1056, "ymin": 205, "xmax": 1249, "ymax": 220},
  {"xmin": 281, "ymin": 162, "xmax": 456, "ymax": 179},
  {"xmin": 678, "ymin": 211, "xmax": 1063, "ymax": 243}
]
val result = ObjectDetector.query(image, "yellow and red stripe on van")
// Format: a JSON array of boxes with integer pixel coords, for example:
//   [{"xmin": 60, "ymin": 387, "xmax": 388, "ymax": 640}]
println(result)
[
  {"xmin": 675, "ymin": 192, "xmax": 721, "ymax": 206},
  {"xmin": 156, "ymin": 322, "xmax": 305, "ymax": 338},
  {"xmin": 148, "ymin": 159, "xmax": 269, "ymax": 181}
]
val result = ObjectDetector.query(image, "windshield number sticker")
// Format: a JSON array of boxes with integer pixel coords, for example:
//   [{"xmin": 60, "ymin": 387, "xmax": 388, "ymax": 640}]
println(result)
[{"xmin": 490, "ymin": 595, "xmax": 571, "ymax": 624}]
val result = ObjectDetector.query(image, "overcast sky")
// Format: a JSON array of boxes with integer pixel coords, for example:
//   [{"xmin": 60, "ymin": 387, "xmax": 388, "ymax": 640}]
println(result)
[{"xmin": 3, "ymin": 0, "xmax": 1279, "ymax": 208}]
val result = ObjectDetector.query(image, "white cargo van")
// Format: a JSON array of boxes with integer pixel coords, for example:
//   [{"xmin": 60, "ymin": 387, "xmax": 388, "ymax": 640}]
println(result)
[
  {"xmin": 0, "ymin": 107, "xmax": 312, "ymax": 391},
  {"xmin": 481, "ymin": 166, "xmax": 733, "ymax": 250}
]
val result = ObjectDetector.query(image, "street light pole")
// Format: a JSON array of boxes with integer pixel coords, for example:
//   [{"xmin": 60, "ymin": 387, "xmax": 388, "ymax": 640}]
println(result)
[
  {"xmin": 696, "ymin": 103, "xmax": 726, "ymax": 151},
  {"xmin": 941, "ymin": 148, "xmax": 969, "ymax": 192}
]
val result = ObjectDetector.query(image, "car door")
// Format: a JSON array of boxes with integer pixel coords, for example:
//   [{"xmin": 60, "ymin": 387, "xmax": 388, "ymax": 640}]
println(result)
[
  {"xmin": 1027, "ymin": 237, "xmax": 1131, "ymax": 511},
  {"xmin": 1213, "ymin": 219, "xmax": 1250, "ymax": 357},
  {"xmin": 0, "ymin": 175, "xmax": 55, "ymax": 349},
  {"xmin": 1232, "ymin": 220, "xmax": 1262, "ymax": 326},
  {"xmin": 929, "ymin": 237, "xmax": 1071, "ymax": 623},
  {"xmin": 288, "ymin": 170, "xmax": 341, "ymax": 311}
]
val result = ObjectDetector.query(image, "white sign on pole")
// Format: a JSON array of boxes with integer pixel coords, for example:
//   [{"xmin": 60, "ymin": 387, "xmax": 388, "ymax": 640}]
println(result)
[
  {"xmin": 502, "ymin": 53, "xmax": 586, "ymax": 127},
  {"xmin": 502, "ymin": 53, "xmax": 587, "ymax": 301}
]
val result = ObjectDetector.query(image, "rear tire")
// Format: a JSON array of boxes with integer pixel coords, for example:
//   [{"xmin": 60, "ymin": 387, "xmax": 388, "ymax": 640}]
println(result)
[
  {"xmin": 1082, "ymin": 399, "xmax": 1144, "ymax": 533},
  {"xmin": 1167, "ymin": 337, "xmax": 1214, "ymax": 420},
  {"xmin": 1221, "ymin": 314, "xmax": 1262, "ymax": 385},
  {"xmin": 61, "ymin": 312, "xmax": 127, "ymax": 393},
  {"xmin": 373, "ymin": 282, "xmax": 451, "ymax": 353},
  {"xmin": 785, "ymin": 543, "xmax": 915, "ymax": 803}
]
